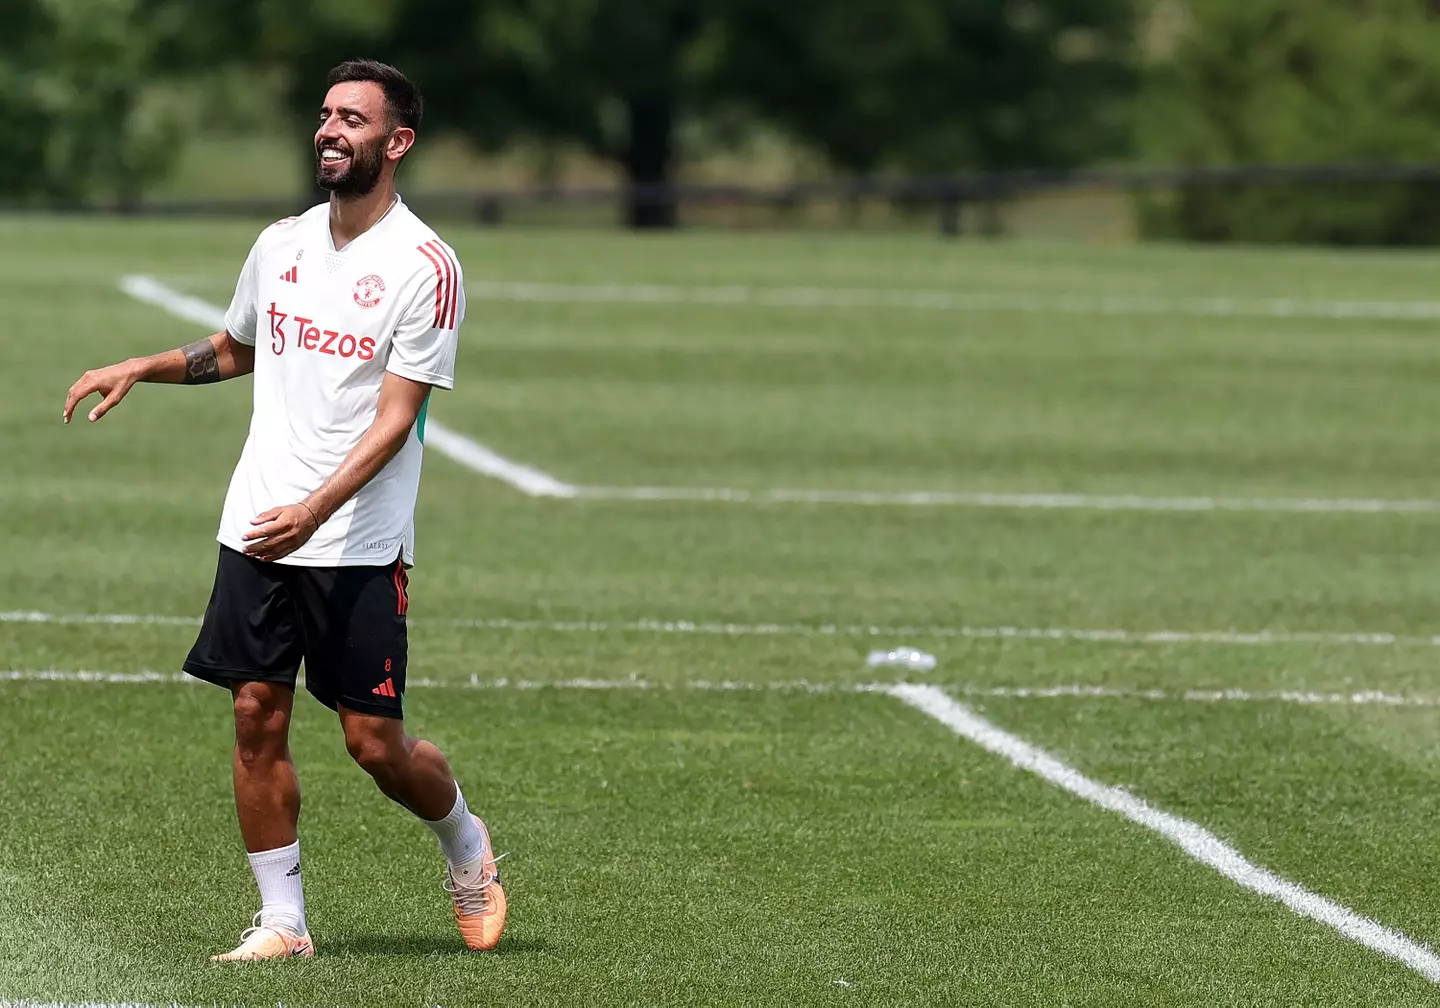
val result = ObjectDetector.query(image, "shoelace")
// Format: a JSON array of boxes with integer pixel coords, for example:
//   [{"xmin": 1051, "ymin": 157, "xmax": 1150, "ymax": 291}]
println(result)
[
  {"xmin": 444, "ymin": 853, "xmax": 508, "ymax": 915},
  {"xmin": 234, "ymin": 911, "xmax": 301, "ymax": 950},
  {"xmin": 236, "ymin": 910, "xmax": 266, "ymax": 946},
  {"xmin": 226, "ymin": 910, "xmax": 290, "ymax": 954}
]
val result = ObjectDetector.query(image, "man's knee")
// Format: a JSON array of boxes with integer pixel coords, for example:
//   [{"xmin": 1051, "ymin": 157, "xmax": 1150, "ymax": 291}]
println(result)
[
  {"xmin": 232, "ymin": 684, "xmax": 290, "ymax": 766},
  {"xmin": 343, "ymin": 722, "xmax": 405, "ymax": 782}
]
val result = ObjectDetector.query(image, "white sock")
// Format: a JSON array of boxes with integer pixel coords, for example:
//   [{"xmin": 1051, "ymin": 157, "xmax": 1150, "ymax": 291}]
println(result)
[
  {"xmin": 422, "ymin": 786, "xmax": 485, "ymax": 867},
  {"xmin": 247, "ymin": 840, "xmax": 307, "ymax": 935}
]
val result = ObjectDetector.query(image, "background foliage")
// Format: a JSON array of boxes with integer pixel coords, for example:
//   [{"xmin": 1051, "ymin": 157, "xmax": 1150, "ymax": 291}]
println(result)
[
  {"xmin": 10, "ymin": 0, "xmax": 1440, "ymax": 242},
  {"xmin": 1137, "ymin": 0, "xmax": 1440, "ymax": 244}
]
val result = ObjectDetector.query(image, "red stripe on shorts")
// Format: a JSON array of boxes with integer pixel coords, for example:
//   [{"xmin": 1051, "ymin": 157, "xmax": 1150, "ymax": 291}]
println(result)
[{"xmin": 394, "ymin": 560, "xmax": 409, "ymax": 616}]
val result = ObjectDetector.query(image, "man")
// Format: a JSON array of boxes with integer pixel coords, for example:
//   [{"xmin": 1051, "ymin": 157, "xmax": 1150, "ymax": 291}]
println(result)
[{"xmin": 62, "ymin": 59, "xmax": 504, "ymax": 961}]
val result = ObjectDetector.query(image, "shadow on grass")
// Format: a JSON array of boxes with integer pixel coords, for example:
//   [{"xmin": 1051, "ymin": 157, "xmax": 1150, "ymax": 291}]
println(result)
[{"xmin": 327, "ymin": 932, "xmax": 550, "ymax": 957}]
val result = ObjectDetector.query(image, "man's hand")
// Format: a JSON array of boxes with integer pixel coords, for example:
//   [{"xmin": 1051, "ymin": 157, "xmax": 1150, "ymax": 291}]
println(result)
[
  {"xmin": 64, "ymin": 360, "xmax": 143, "ymax": 424},
  {"xmin": 63, "ymin": 334, "xmax": 255, "ymax": 427},
  {"xmin": 242, "ymin": 503, "xmax": 322, "ymax": 563},
  {"xmin": 241, "ymin": 374, "xmax": 430, "ymax": 564}
]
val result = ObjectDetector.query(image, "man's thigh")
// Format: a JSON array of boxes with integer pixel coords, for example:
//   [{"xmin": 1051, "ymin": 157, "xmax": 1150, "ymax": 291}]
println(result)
[
  {"xmin": 291, "ymin": 557, "xmax": 409, "ymax": 719},
  {"xmin": 183, "ymin": 546, "xmax": 304, "ymax": 690}
]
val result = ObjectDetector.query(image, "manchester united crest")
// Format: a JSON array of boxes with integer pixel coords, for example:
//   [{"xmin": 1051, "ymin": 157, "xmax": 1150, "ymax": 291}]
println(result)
[{"xmin": 353, "ymin": 274, "xmax": 385, "ymax": 308}]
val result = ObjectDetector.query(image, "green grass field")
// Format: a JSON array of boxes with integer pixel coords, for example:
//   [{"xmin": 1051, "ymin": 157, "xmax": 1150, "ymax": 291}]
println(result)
[{"xmin": 9, "ymin": 218, "xmax": 1440, "ymax": 1005}]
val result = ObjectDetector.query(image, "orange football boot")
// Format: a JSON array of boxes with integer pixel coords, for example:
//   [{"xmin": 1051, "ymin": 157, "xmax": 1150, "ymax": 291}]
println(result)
[
  {"xmin": 210, "ymin": 912, "xmax": 315, "ymax": 962},
  {"xmin": 443, "ymin": 815, "xmax": 506, "ymax": 951}
]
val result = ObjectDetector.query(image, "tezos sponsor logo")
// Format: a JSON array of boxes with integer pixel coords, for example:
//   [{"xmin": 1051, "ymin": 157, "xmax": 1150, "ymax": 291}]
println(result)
[
  {"xmin": 266, "ymin": 302, "xmax": 376, "ymax": 360},
  {"xmin": 354, "ymin": 274, "xmax": 385, "ymax": 308}
]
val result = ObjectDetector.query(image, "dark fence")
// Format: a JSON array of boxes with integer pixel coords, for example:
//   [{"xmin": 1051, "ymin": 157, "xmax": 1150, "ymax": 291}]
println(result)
[{"xmin": 17, "ymin": 162, "xmax": 1440, "ymax": 240}]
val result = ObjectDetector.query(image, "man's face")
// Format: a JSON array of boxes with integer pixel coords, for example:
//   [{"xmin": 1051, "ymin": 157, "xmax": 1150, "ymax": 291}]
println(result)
[{"xmin": 314, "ymin": 81, "xmax": 392, "ymax": 196}]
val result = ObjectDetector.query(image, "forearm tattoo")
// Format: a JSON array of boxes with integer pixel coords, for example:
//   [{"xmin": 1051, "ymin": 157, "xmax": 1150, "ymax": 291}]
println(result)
[{"xmin": 181, "ymin": 337, "xmax": 221, "ymax": 384}]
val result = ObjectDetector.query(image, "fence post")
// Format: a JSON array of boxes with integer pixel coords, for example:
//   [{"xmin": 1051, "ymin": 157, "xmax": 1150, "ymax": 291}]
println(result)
[
  {"xmin": 475, "ymin": 197, "xmax": 503, "ymax": 227},
  {"xmin": 939, "ymin": 185, "xmax": 962, "ymax": 238}
]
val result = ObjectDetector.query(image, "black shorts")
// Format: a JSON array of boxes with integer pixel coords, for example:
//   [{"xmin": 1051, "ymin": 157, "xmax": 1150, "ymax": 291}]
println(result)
[{"xmin": 183, "ymin": 546, "xmax": 409, "ymax": 718}]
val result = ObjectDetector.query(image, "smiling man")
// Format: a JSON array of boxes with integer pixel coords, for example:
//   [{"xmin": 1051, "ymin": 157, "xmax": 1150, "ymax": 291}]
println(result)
[{"xmin": 62, "ymin": 60, "xmax": 505, "ymax": 960}]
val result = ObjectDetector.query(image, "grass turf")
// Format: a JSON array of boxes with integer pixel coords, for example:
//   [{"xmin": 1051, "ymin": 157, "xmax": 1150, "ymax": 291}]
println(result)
[
  {"xmin": 5, "ymin": 217, "xmax": 1440, "ymax": 1004},
  {"xmin": 6, "ymin": 682, "xmax": 1440, "ymax": 1006}
]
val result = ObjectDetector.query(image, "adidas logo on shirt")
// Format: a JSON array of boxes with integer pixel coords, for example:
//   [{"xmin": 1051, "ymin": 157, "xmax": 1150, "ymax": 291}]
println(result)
[{"xmin": 280, "ymin": 266, "xmax": 298, "ymax": 283}]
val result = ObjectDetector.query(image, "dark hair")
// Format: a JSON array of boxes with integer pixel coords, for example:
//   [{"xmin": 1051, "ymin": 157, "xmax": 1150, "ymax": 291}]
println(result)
[{"xmin": 325, "ymin": 59, "xmax": 423, "ymax": 132}]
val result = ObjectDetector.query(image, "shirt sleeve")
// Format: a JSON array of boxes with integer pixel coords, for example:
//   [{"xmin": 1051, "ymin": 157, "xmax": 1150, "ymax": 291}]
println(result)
[
  {"xmin": 388, "ymin": 243, "xmax": 463, "ymax": 390},
  {"xmin": 223, "ymin": 239, "xmax": 261, "ymax": 345}
]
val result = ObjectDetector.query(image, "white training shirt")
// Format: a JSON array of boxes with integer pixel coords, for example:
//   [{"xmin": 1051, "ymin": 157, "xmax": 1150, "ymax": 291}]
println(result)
[{"xmin": 217, "ymin": 196, "xmax": 464, "ymax": 566}]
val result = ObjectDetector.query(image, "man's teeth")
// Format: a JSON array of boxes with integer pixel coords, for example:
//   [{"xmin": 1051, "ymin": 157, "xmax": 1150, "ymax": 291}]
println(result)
[{"xmin": 321, "ymin": 150, "xmax": 347, "ymax": 162}]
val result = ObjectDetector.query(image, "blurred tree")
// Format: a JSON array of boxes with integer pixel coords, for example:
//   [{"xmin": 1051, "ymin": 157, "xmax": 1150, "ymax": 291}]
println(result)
[
  {"xmin": 0, "ymin": 2, "xmax": 51, "ymax": 198},
  {"xmin": 390, "ymin": 0, "xmax": 723, "ymax": 228},
  {"xmin": 1, "ymin": 0, "xmax": 1135, "ymax": 221},
  {"xmin": 721, "ymin": 0, "xmax": 1134, "ymax": 176},
  {"xmin": 0, "ymin": 0, "xmax": 400, "ymax": 202},
  {"xmin": 375, "ymin": 0, "xmax": 1134, "ymax": 227},
  {"xmin": 2, "ymin": 0, "xmax": 343, "ymax": 206},
  {"xmin": 0, "ymin": 0, "xmax": 229, "ymax": 205},
  {"xmin": 1139, "ymin": 0, "xmax": 1440, "ymax": 244}
]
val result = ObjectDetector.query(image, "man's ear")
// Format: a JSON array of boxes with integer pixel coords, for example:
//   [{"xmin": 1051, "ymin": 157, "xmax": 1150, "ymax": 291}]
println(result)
[{"xmin": 386, "ymin": 127, "xmax": 416, "ymax": 162}]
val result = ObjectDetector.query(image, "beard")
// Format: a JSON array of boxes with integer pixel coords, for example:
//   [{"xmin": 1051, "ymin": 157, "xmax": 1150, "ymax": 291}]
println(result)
[{"xmin": 315, "ymin": 136, "xmax": 385, "ymax": 196}]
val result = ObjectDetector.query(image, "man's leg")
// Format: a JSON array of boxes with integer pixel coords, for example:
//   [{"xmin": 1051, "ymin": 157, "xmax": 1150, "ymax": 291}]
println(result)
[
  {"xmin": 339, "ymin": 707, "xmax": 505, "ymax": 950},
  {"xmin": 181, "ymin": 546, "xmax": 313, "ymax": 961},
  {"xmin": 338, "ymin": 707, "xmax": 456, "ymax": 819},
  {"xmin": 212, "ymin": 680, "xmax": 314, "ymax": 961},
  {"xmin": 296, "ymin": 558, "xmax": 505, "ymax": 949},
  {"xmin": 232, "ymin": 680, "xmax": 300, "ymax": 850}
]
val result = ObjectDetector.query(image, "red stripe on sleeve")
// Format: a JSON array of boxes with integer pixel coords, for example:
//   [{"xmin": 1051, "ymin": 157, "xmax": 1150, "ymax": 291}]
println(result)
[
  {"xmin": 426, "ymin": 240, "xmax": 455, "ymax": 330},
  {"xmin": 424, "ymin": 241, "xmax": 452, "ymax": 329},
  {"xmin": 416, "ymin": 244, "xmax": 446, "ymax": 327},
  {"xmin": 433, "ymin": 242, "xmax": 461, "ymax": 329}
]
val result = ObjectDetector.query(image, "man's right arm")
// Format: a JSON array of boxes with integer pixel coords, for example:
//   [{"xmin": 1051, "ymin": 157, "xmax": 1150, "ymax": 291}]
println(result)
[{"xmin": 62, "ymin": 330, "xmax": 255, "ymax": 425}]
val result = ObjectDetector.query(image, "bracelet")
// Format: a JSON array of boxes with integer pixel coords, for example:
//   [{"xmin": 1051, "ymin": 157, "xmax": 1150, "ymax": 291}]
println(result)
[{"xmin": 299, "ymin": 501, "xmax": 321, "ymax": 529}]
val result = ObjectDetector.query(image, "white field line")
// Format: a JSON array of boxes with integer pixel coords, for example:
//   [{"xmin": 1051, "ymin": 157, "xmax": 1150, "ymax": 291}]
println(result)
[
  {"xmin": 4, "ymin": 669, "xmax": 861, "ymax": 692},
  {"xmin": 122, "ymin": 275, "xmax": 1440, "ymax": 514},
  {"xmin": 468, "ymin": 279, "xmax": 1440, "ymax": 321},
  {"xmin": 118, "ymin": 275, "xmax": 231, "ymax": 330},
  {"xmin": 420, "ymin": 423, "xmax": 577, "ymax": 497},
  {"xmin": 117, "ymin": 275, "xmax": 577, "ymax": 499},
  {"xmin": 8, "ymin": 608, "xmax": 1440, "ymax": 650},
  {"xmin": 964, "ymin": 684, "xmax": 1440, "ymax": 706},
  {"xmin": 574, "ymin": 484, "xmax": 1440, "ymax": 513},
  {"xmin": 2, "ymin": 611, "xmax": 202, "ymax": 627},
  {"xmin": 887, "ymin": 683, "xmax": 1440, "ymax": 982},
  {"xmin": 8, "ymin": 669, "xmax": 1440, "ymax": 709}
]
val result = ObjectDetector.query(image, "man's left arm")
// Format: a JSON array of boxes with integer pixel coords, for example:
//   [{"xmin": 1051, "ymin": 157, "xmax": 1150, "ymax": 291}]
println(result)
[{"xmin": 241, "ymin": 372, "xmax": 431, "ymax": 562}]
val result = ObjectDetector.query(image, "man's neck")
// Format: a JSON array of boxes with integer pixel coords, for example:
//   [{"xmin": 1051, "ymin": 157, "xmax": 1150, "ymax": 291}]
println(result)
[{"xmin": 328, "ymin": 181, "xmax": 397, "ymax": 251}]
